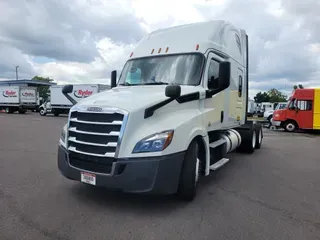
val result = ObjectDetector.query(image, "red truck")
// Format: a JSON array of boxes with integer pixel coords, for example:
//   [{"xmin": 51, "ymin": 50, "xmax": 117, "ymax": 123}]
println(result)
[{"xmin": 272, "ymin": 88, "xmax": 320, "ymax": 132}]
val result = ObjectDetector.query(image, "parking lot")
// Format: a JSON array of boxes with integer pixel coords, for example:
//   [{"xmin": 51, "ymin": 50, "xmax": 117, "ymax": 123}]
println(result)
[{"xmin": 0, "ymin": 112, "xmax": 320, "ymax": 240}]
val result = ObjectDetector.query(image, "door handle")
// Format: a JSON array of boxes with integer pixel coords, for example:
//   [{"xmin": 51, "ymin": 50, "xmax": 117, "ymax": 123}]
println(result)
[{"xmin": 220, "ymin": 111, "xmax": 224, "ymax": 123}]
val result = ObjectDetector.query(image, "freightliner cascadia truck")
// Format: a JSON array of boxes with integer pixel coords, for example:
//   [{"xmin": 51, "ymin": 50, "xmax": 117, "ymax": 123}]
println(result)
[{"xmin": 58, "ymin": 20, "xmax": 263, "ymax": 201}]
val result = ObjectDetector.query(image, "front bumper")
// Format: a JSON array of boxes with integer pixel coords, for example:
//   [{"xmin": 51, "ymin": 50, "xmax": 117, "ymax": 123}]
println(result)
[
  {"xmin": 58, "ymin": 145, "xmax": 185, "ymax": 195},
  {"xmin": 271, "ymin": 119, "xmax": 281, "ymax": 127}
]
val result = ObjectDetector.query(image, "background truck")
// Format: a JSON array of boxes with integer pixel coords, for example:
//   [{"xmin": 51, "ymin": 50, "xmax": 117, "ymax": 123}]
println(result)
[
  {"xmin": 247, "ymin": 98, "xmax": 255, "ymax": 117},
  {"xmin": 39, "ymin": 84, "xmax": 110, "ymax": 116},
  {"xmin": 58, "ymin": 20, "xmax": 263, "ymax": 201},
  {"xmin": 263, "ymin": 101, "xmax": 287, "ymax": 123},
  {"xmin": 272, "ymin": 88, "xmax": 320, "ymax": 132},
  {"xmin": 0, "ymin": 86, "xmax": 38, "ymax": 114}
]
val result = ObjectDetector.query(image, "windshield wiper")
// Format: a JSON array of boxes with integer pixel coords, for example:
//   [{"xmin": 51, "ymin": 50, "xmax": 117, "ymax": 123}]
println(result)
[
  {"xmin": 118, "ymin": 82, "xmax": 132, "ymax": 86},
  {"xmin": 143, "ymin": 82, "xmax": 168, "ymax": 85}
]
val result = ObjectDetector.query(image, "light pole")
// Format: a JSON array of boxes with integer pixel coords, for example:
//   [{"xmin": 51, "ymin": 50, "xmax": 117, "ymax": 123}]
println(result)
[{"xmin": 16, "ymin": 66, "xmax": 19, "ymax": 80}]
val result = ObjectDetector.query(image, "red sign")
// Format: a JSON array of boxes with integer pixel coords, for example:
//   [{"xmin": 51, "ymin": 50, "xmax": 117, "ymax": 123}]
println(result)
[
  {"xmin": 22, "ymin": 92, "xmax": 35, "ymax": 97},
  {"xmin": 3, "ymin": 90, "xmax": 17, "ymax": 98},
  {"xmin": 74, "ymin": 89, "xmax": 94, "ymax": 98}
]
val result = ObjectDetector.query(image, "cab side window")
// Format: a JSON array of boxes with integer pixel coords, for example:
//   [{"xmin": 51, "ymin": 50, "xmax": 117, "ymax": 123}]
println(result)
[
  {"xmin": 207, "ymin": 59, "xmax": 219, "ymax": 89},
  {"xmin": 297, "ymin": 100, "xmax": 312, "ymax": 111}
]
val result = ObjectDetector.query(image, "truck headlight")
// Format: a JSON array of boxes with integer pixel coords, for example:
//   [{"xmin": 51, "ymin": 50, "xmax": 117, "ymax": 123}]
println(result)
[
  {"xmin": 59, "ymin": 123, "xmax": 68, "ymax": 147},
  {"xmin": 132, "ymin": 130, "xmax": 174, "ymax": 153}
]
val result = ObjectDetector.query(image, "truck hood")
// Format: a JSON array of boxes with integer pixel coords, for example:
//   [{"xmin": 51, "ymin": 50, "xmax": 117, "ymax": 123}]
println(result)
[{"xmin": 75, "ymin": 85, "xmax": 202, "ymax": 112}]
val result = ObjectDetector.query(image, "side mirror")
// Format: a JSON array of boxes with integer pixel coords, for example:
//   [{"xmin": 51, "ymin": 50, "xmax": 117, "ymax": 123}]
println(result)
[
  {"xmin": 62, "ymin": 85, "xmax": 73, "ymax": 94},
  {"xmin": 111, "ymin": 70, "xmax": 117, "ymax": 88},
  {"xmin": 218, "ymin": 61, "xmax": 231, "ymax": 89},
  {"xmin": 61, "ymin": 84, "xmax": 77, "ymax": 105},
  {"xmin": 165, "ymin": 85, "xmax": 181, "ymax": 99}
]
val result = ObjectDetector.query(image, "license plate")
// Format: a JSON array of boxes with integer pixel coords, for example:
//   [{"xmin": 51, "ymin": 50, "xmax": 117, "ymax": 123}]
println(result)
[{"xmin": 81, "ymin": 172, "xmax": 96, "ymax": 185}]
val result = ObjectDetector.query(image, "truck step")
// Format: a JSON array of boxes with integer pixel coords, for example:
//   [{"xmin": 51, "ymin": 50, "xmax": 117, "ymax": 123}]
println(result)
[
  {"xmin": 209, "ymin": 158, "xmax": 230, "ymax": 171},
  {"xmin": 209, "ymin": 138, "xmax": 226, "ymax": 149}
]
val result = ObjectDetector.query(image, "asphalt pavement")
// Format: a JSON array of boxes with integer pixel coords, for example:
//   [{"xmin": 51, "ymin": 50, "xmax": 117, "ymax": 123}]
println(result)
[{"xmin": 0, "ymin": 112, "xmax": 320, "ymax": 240}]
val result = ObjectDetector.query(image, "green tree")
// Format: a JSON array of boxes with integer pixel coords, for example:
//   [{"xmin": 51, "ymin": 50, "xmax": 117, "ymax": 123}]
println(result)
[
  {"xmin": 32, "ymin": 75, "xmax": 54, "ymax": 100},
  {"xmin": 254, "ymin": 91, "xmax": 270, "ymax": 103},
  {"xmin": 267, "ymin": 88, "xmax": 287, "ymax": 103}
]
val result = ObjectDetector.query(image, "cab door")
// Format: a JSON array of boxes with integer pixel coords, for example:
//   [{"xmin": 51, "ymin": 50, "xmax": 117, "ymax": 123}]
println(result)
[
  {"xmin": 287, "ymin": 99, "xmax": 313, "ymax": 129},
  {"xmin": 202, "ymin": 52, "xmax": 226, "ymax": 132}
]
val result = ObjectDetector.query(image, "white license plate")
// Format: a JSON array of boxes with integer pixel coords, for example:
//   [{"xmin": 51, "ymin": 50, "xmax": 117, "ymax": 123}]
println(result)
[{"xmin": 81, "ymin": 172, "xmax": 96, "ymax": 185}]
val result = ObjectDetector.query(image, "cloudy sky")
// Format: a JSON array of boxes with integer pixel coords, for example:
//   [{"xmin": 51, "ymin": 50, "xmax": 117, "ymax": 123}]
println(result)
[{"xmin": 0, "ymin": 0, "xmax": 319, "ymax": 98}]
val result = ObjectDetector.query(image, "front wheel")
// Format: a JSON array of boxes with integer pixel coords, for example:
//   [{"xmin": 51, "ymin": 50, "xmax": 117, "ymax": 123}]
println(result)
[
  {"xmin": 284, "ymin": 121, "xmax": 297, "ymax": 132},
  {"xmin": 177, "ymin": 140, "xmax": 201, "ymax": 201},
  {"xmin": 39, "ymin": 108, "xmax": 46, "ymax": 116}
]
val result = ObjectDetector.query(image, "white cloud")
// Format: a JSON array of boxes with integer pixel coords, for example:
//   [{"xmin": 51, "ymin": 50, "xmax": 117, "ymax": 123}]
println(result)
[{"xmin": 0, "ymin": 0, "xmax": 319, "ymax": 99}]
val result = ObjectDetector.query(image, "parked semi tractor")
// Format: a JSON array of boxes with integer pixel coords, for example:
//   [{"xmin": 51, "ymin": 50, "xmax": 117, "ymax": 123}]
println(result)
[
  {"xmin": 272, "ymin": 88, "xmax": 320, "ymax": 132},
  {"xmin": 39, "ymin": 84, "xmax": 110, "ymax": 116},
  {"xmin": 0, "ymin": 86, "xmax": 38, "ymax": 114},
  {"xmin": 58, "ymin": 20, "xmax": 263, "ymax": 201}
]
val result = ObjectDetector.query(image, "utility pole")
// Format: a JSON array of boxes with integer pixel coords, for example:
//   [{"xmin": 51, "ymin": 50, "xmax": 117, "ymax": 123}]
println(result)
[{"xmin": 16, "ymin": 66, "xmax": 19, "ymax": 80}]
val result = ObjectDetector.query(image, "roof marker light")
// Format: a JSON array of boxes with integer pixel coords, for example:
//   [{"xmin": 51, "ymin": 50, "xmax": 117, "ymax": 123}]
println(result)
[
  {"xmin": 151, "ymin": 49, "xmax": 155, "ymax": 54},
  {"xmin": 196, "ymin": 44, "xmax": 199, "ymax": 50},
  {"xmin": 158, "ymin": 48, "xmax": 162, "ymax": 53},
  {"xmin": 165, "ymin": 47, "xmax": 169, "ymax": 53},
  {"xmin": 130, "ymin": 52, "xmax": 133, "ymax": 57}
]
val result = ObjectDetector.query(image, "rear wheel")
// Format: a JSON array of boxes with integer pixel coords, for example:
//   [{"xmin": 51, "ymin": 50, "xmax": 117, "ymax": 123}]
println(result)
[
  {"xmin": 5, "ymin": 107, "xmax": 13, "ymax": 114},
  {"xmin": 18, "ymin": 109, "xmax": 27, "ymax": 114},
  {"xmin": 255, "ymin": 125, "xmax": 263, "ymax": 149},
  {"xmin": 177, "ymin": 140, "xmax": 201, "ymax": 201},
  {"xmin": 237, "ymin": 127, "xmax": 256, "ymax": 154}
]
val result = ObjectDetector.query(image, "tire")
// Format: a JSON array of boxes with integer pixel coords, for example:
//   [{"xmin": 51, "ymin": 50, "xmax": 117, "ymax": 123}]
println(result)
[
  {"xmin": 177, "ymin": 140, "xmax": 201, "ymax": 201},
  {"xmin": 39, "ymin": 108, "xmax": 46, "ymax": 116},
  {"xmin": 5, "ymin": 107, "xmax": 12, "ymax": 114},
  {"xmin": 237, "ymin": 127, "xmax": 256, "ymax": 154},
  {"xmin": 267, "ymin": 115, "xmax": 273, "ymax": 123},
  {"xmin": 255, "ymin": 125, "xmax": 263, "ymax": 149},
  {"xmin": 284, "ymin": 121, "xmax": 297, "ymax": 132},
  {"xmin": 18, "ymin": 110, "xmax": 26, "ymax": 114},
  {"xmin": 54, "ymin": 112, "xmax": 60, "ymax": 117}
]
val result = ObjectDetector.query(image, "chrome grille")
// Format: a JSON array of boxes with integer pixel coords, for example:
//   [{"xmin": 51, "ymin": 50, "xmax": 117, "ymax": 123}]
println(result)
[{"xmin": 67, "ymin": 109, "xmax": 126, "ymax": 159}]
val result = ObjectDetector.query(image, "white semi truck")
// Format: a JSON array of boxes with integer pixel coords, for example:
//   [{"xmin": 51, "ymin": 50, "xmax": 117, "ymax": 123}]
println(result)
[
  {"xmin": 0, "ymin": 86, "xmax": 38, "ymax": 114},
  {"xmin": 58, "ymin": 20, "xmax": 263, "ymax": 201},
  {"xmin": 39, "ymin": 84, "xmax": 110, "ymax": 116}
]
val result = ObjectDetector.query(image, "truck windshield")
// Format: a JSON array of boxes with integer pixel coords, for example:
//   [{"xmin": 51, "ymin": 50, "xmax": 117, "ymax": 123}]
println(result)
[
  {"xmin": 275, "ymin": 103, "xmax": 288, "ymax": 110},
  {"xmin": 118, "ymin": 53, "xmax": 204, "ymax": 86}
]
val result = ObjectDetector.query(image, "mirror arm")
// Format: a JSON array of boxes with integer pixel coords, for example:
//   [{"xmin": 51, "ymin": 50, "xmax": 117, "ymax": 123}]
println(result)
[{"xmin": 62, "ymin": 93, "xmax": 77, "ymax": 106}]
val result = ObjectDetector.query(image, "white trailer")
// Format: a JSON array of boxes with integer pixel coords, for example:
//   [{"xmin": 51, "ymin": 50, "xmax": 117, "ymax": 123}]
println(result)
[
  {"xmin": 39, "ymin": 84, "xmax": 110, "ymax": 116},
  {"xmin": 58, "ymin": 20, "xmax": 263, "ymax": 201},
  {"xmin": 0, "ymin": 86, "xmax": 37, "ymax": 114},
  {"xmin": 247, "ymin": 98, "xmax": 255, "ymax": 117}
]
